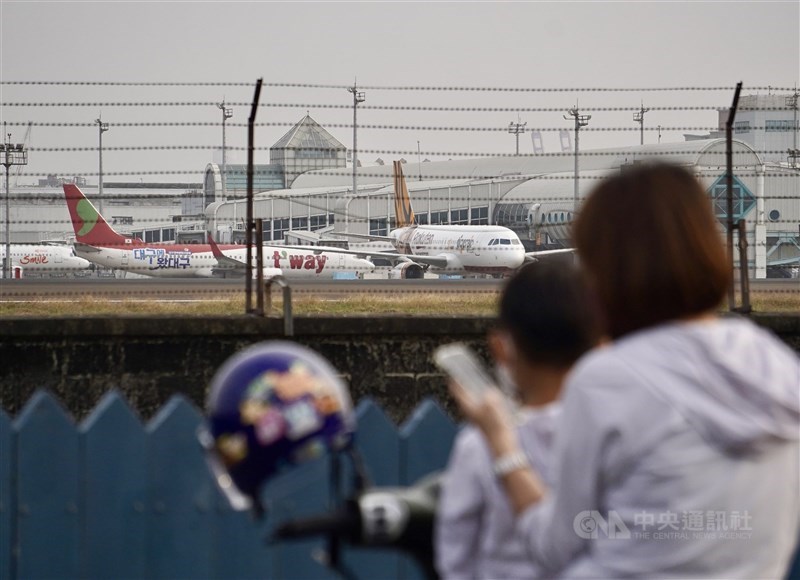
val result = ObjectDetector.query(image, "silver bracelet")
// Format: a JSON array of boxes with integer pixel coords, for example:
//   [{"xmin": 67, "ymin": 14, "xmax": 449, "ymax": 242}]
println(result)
[{"xmin": 493, "ymin": 450, "xmax": 529, "ymax": 477}]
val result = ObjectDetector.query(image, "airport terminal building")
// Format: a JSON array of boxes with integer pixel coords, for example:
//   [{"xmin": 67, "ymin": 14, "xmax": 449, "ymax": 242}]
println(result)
[{"xmin": 8, "ymin": 103, "xmax": 800, "ymax": 278}]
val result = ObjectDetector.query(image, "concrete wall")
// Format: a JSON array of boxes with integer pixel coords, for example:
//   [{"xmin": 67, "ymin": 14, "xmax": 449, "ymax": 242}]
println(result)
[{"xmin": 1, "ymin": 314, "xmax": 798, "ymax": 424}]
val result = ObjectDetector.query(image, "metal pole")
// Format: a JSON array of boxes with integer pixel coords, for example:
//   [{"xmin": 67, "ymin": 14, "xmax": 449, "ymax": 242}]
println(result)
[
  {"xmin": 256, "ymin": 218, "xmax": 264, "ymax": 315},
  {"xmin": 787, "ymin": 89, "xmax": 799, "ymax": 168},
  {"xmin": 574, "ymin": 118, "xmax": 579, "ymax": 212},
  {"xmin": 4, "ymin": 159, "xmax": 9, "ymax": 279},
  {"xmin": 508, "ymin": 118, "xmax": 527, "ymax": 156},
  {"xmin": 417, "ymin": 140, "xmax": 422, "ymax": 181},
  {"xmin": 564, "ymin": 107, "xmax": 590, "ymax": 214},
  {"xmin": 246, "ymin": 79, "xmax": 263, "ymax": 314},
  {"xmin": 725, "ymin": 82, "xmax": 743, "ymax": 311},
  {"xmin": 633, "ymin": 102, "xmax": 649, "ymax": 146},
  {"xmin": 96, "ymin": 117, "xmax": 109, "ymax": 215},
  {"xmin": 347, "ymin": 82, "xmax": 365, "ymax": 232},
  {"xmin": 1, "ymin": 127, "xmax": 27, "ymax": 279},
  {"xmin": 218, "ymin": 100, "xmax": 233, "ymax": 199}
]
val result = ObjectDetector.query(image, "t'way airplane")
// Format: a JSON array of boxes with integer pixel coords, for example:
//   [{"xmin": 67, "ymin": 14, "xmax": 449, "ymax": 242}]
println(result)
[
  {"xmin": 1, "ymin": 244, "xmax": 92, "ymax": 277},
  {"xmin": 63, "ymin": 184, "xmax": 375, "ymax": 279},
  {"xmin": 336, "ymin": 161, "xmax": 573, "ymax": 278}
]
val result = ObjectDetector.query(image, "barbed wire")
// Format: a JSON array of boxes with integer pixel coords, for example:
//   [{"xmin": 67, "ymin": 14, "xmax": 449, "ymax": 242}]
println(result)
[
  {"xmin": 4, "ymin": 101, "xmax": 751, "ymax": 112},
  {"xmin": 2, "ymin": 121, "xmax": 733, "ymax": 133},
  {"xmin": 5, "ymin": 81, "xmax": 797, "ymax": 92},
  {"xmin": 12, "ymin": 168, "xmax": 800, "ymax": 180}
]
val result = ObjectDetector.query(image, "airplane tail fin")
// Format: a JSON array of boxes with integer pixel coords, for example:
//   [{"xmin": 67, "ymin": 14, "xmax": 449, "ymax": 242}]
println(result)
[
  {"xmin": 393, "ymin": 161, "xmax": 415, "ymax": 228},
  {"xmin": 63, "ymin": 184, "xmax": 142, "ymax": 248},
  {"xmin": 208, "ymin": 233, "xmax": 225, "ymax": 259}
]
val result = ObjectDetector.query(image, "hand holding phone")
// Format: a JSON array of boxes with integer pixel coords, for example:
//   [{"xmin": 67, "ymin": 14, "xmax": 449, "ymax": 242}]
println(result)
[{"xmin": 433, "ymin": 343, "xmax": 496, "ymax": 404}]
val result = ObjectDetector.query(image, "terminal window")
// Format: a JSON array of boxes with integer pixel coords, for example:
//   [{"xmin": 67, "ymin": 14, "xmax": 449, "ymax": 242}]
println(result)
[
  {"xmin": 451, "ymin": 208, "xmax": 469, "ymax": 225},
  {"xmin": 765, "ymin": 120, "xmax": 796, "ymax": 132},
  {"xmin": 471, "ymin": 206, "xmax": 489, "ymax": 225}
]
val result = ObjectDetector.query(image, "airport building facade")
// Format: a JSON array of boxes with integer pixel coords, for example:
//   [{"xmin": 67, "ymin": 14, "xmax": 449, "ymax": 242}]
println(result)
[{"xmin": 7, "ymin": 104, "xmax": 799, "ymax": 278}]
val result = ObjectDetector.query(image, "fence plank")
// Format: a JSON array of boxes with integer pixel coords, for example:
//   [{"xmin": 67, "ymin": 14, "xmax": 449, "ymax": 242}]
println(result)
[
  {"xmin": 400, "ymin": 398, "xmax": 455, "ymax": 485},
  {"xmin": 146, "ymin": 396, "xmax": 216, "ymax": 580},
  {"xmin": 261, "ymin": 456, "xmax": 338, "ymax": 580},
  {"xmin": 0, "ymin": 409, "xmax": 11, "ymax": 580},
  {"xmin": 14, "ymin": 390, "xmax": 80, "ymax": 579},
  {"xmin": 80, "ymin": 391, "xmax": 147, "ymax": 579},
  {"xmin": 337, "ymin": 399, "xmax": 403, "ymax": 579},
  {"xmin": 399, "ymin": 399, "xmax": 456, "ymax": 580},
  {"xmin": 213, "ymin": 501, "xmax": 272, "ymax": 580}
]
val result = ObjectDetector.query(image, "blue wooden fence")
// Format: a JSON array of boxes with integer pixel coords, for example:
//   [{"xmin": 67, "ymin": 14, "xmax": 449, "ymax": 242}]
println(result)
[
  {"xmin": 2, "ymin": 390, "xmax": 799, "ymax": 579},
  {"xmin": 0, "ymin": 390, "xmax": 456, "ymax": 579}
]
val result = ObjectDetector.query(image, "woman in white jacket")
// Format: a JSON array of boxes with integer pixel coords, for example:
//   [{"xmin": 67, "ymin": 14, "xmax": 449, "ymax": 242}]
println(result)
[{"xmin": 451, "ymin": 163, "xmax": 800, "ymax": 578}]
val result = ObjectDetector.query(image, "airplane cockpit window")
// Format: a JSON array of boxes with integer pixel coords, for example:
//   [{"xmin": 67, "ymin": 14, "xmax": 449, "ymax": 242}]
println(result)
[
  {"xmin": 499, "ymin": 239, "xmax": 511, "ymax": 245},
  {"xmin": 489, "ymin": 239, "xmax": 497, "ymax": 246}
]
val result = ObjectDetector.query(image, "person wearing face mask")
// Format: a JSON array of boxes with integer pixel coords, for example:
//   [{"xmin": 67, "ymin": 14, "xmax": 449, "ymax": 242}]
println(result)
[{"xmin": 434, "ymin": 261, "xmax": 602, "ymax": 579}]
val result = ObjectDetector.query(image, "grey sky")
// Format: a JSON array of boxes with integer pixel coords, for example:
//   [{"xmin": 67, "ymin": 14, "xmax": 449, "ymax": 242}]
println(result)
[{"xmin": 1, "ymin": 1, "xmax": 798, "ymax": 183}]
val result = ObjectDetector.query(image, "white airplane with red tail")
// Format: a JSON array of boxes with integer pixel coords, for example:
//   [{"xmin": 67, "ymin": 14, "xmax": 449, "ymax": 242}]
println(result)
[{"xmin": 63, "ymin": 184, "xmax": 375, "ymax": 279}]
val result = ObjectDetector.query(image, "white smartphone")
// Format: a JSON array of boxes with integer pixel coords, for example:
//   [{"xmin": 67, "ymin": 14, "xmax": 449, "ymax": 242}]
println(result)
[{"xmin": 433, "ymin": 342, "xmax": 496, "ymax": 403}]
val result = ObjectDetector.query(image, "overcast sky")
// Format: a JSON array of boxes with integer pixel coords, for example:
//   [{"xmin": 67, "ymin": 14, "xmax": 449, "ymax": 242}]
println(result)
[{"xmin": 1, "ymin": 1, "xmax": 798, "ymax": 184}]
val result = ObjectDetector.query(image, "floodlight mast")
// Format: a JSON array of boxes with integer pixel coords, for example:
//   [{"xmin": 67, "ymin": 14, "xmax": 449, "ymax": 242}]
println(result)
[
  {"xmin": 217, "ymin": 100, "xmax": 234, "ymax": 198},
  {"xmin": 564, "ymin": 106, "xmax": 591, "ymax": 214},
  {"xmin": 508, "ymin": 117, "xmax": 528, "ymax": 156},
  {"xmin": 786, "ymin": 89, "xmax": 799, "ymax": 168},
  {"xmin": 96, "ymin": 116, "xmax": 109, "ymax": 215},
  {"xmin": 2, "ymin": 123, "xmax": 28, "ymax": 279},
  {"xmin": 633, "ymin": 102, "xmax": 649, "ymax": 146},
  {"xmin": 347, "ymin": 82, "xmax": 366, "ymax": 233}
]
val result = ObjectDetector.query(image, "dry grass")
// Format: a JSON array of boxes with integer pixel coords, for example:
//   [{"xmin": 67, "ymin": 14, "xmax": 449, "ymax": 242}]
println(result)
[
  {"xmin": 0, "ymin": 292, "xmax": 501, "ymax": 317},
  {"xmin": 0, "ymin": 290, "xmax": 796, "ymax": 317}
]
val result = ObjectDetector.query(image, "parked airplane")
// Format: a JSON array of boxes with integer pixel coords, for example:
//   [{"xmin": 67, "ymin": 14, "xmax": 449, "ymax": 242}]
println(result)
[
  {"xmin": 0, "ymin": 244, "xmax": 92, "ymax": 277},
  {"xmin": 62, "ymin": 184, "xmax": 375, "ymax": 279},
  {"xmin": 335, "ymin": 161, "xmax": 573, "ymax": 278}
]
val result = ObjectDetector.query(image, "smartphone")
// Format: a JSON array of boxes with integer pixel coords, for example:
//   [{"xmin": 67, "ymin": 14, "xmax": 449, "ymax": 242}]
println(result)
[{"xmin": 433, "ymin": 343, "xmax": 496, "ymax": 403}]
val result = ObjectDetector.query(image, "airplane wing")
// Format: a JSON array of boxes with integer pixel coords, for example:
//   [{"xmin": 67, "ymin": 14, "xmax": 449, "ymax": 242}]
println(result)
[
  {"xmin": 334, "ymin": 232, "xmax": 396, "ymax": 243},
  {"xmin": 73, "ymin": 242, "xmax": 103, "ymax": 254},
  {"xmin": 523, "ymin": 248, "xmax": 576, "ymax": 263},
  {"xmin": 208, "ymin": 235, "xmax": 247, "ymax": 273}
]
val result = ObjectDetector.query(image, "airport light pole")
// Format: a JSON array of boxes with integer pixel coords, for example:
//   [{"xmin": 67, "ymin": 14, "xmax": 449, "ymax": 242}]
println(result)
[
  {"xmin": 347, "ymin": 82, "xmax": 365, "ymax": 233},
  {"xmin": 417, "ymin": 140, "xmax": 422, "ymax": 181},
  {"xmin": 564, "ymin": 106, "xmax": 591, "ymax": 213},
  {"xmin": 633, "ymin": 102, "xmax": 649, "ymax": 146},
  {"xmin": 786, "ymin": 90, "xmax": 799, "ymax": 168},
  {"xmin": 217, "ymin": 100, "xmax": 233, "ymax": 198},
  {"xmin": 2, "ymin": 125, "xmax": 28, "ymax": 279},
  {"xmin": 96, "ymin": 116, "xmax": 109, "ymax": 215},
  {"xmin": 508, "ymin": 117, "xmax": 528, "ymax": 156}
]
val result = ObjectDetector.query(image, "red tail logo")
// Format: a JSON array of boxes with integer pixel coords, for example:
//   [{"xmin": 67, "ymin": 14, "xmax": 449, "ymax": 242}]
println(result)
[{"xmin": 63, "ymin": 184, "xmax": 142, "ymax": 248}]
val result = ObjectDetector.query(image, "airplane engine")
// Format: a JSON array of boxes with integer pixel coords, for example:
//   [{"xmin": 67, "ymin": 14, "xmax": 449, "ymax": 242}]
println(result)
[{"xmin": 388, "ymin": 262, "xmax": 424, "ymax": 279}]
